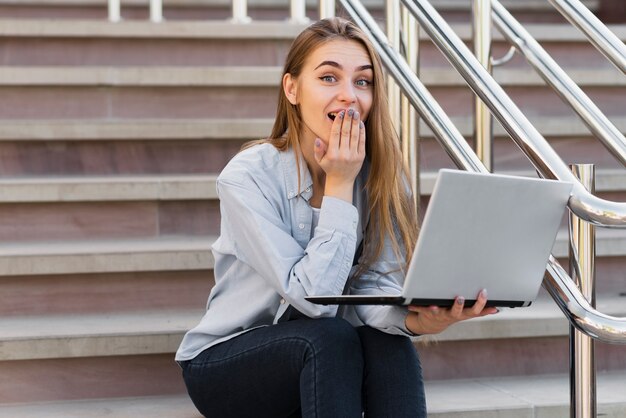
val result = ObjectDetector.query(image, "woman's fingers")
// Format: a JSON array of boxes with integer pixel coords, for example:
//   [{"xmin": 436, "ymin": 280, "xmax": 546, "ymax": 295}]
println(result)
[
  {"xmin": 469, "ymin": 289, "xmax": 488, "ymax": 315},
  {"xmin": 358, "ymin": 120, "xmax": 366, "ymax": 156},
  {"xmin": 349, "ymin": 110, "xmax": 361, "ymax": 154},
  {"xmin": 313, "ymin": 137, "xmax": 328, "ymax": 164},
  {"xmin": 340, "ymin": 109, "xmax": 354, "ymax": 151},
  {"xmin": 450, "ymin": 296, "xmax": 465, "ymax": 318},
  {"xmin": 326, "ymin": 110, "xmax": 345, "ymax": 156}
]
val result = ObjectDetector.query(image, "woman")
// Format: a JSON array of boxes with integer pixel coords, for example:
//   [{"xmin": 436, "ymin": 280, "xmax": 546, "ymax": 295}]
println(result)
[{"xmin": 176, "ymin": 17, "xmax": 497, "ymax": 418}]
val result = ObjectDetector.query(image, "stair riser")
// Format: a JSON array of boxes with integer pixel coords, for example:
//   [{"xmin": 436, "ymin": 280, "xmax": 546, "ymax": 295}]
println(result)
[
  {"xmin": 421, "ymin": 137, "xmax": 626, "ymax": 171},
  {"xmin": 0, "ymin": 86, "xmax": 622, "ymax": 119},
  {"xmin": 0, "ymin": 338, "xmax": 621, "ymax": 404},
  {"xmin": 0, "ymin": 260, "xmax": 622, "ymax": 316},
  {"xmin": 0, "ymin": 201, "xmax": 219, "ymax": 241},
  {"xmin": 0, "ymin": 270, "xmax": 212, "ymax": 316},
  {"xmin": 0, "ymin": 140, "xmax": 245, "ymax": 176},
  {"xmin": 0, "ymin": 354, "xmax": 186, "ymax": 403},
  {"xmin": 417, "ymin": 336, "xmax": 626, "ymax": 380},
  {"xmin": 0, "ymin": 135, "xmax": 624, "ymax": 176},
  {"xmin": 0, "ymin": 38, "xmax": 293, "ymax": 67},
  {"xmin": 0, "ymin": 86, "xmax": 280, "ymax": 119},
  {"xmin": 0, "ymin": 38, "xmax": 612, "ymax": 68}
]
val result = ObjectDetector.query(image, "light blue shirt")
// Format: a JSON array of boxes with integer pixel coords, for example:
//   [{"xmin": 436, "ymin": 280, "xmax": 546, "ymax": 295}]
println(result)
[{"xmin": 176, "ymin": 143, "xmax": 412, "ymax": 362}]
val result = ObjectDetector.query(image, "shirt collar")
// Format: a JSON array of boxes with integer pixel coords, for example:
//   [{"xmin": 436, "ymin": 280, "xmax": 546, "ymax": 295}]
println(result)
[{"xmin": 280, "ymin": 147, "xmax": 314, "ymax": 201}]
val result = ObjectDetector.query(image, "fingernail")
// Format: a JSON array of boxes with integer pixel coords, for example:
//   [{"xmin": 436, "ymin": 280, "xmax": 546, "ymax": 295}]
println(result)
[
  {"xmin": 354, "ymin": 111, "xmax": 360, "ymax": 119},
  {"xmin": 347, "ymin": 109, "xmax": 354, "ymax": 117},
  {"xmin": 456, "ymin": 297, "xmax": 465, "ymax": 305},
  {"xmin": 481, "ymin": 289, "xmax": 488, "ymax": 299},
  {"xmin": 360, "ymin": 121, "xmax": 364, "ymax": 128},
  {"xmin": 339, "ymin": 111, "xmax": 345, "ymax": 119},
  {"xmin": 315, "ymin": 138, "xmax": 321, "ymax": 147}
]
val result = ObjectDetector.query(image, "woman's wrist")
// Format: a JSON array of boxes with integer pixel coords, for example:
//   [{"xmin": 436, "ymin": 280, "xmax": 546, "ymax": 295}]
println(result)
[{"xmin": 324, "ymin": 177, "xmax": 354, "ymax": 203}]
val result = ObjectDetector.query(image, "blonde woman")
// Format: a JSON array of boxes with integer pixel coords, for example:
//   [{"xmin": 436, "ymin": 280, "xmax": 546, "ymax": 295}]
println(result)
[{"xmin": 176, "ymin": 17, "xmax": 497, "ymax": 418}]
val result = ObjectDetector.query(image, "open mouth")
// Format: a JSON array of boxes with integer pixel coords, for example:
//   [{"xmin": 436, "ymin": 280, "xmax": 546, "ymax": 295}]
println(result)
[{"xmin": 328, "ymin": 112, "xmax": 338, "ymax": 121}]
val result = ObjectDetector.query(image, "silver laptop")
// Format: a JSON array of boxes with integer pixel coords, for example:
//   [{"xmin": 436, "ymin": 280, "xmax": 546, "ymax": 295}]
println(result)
[{"xmin": 306, "ymin": 169, "xmax": 573, "ymax": 308}]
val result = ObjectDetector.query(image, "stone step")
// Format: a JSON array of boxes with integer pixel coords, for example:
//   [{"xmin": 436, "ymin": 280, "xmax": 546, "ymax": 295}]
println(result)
[
  {"xmin": 0, "ymin": 170, "xmax": 622, "ymax": 241},
  {"xmin": 0, "ymin": 269, "xmax": 213, "ymax": 317},
  {"xmin": 0, "ymin": 370, "xmax": 624, "ymax": 417},
  {"xmin": 0, "ymin": 294, "xmax": 622, "ymax": 389},
  {"xmin": 415, "ymin": 292, "xmax": 626, "ymax": 380},
  {"xmin": 0, "ymin": 309, "xmax": 201, "ymax": 361},
  {"xmin": 4, "ymin": 0, "xmax": 594, "ymax": 26},
  {"xmin": 0, "ymin": 394, "xmax": 201, "ymax": 418},
  {"xmin": 1, "ymin": 66, "xmax": 623, "ymax": 87},
  {"xmin": 1, "ymin": 228, "xmax": 625, "ymax": 275},
  {"xmin": 0, "ymin": 170, "xmax": 623, "ymax": 202},
  {"xmin": 2, "ymin": 117, "xmax": 624, "ymax": 176},
  {"xmin": 2, "ymin": 116, "xmax": 624, "ymax": 141},
  {"xmin": 0, "ymin": 69, "xmax": 622, "ymax": 119},
  {"xmin": 0, "ymin": 236, "xmax": 214, "ymax": 276},
  {"xmin": 1, "ymin": 20, "xmax": 623, "ymax": 67},
  {"xmin": 0, "ymin": 174, "xmax": 217, "ymax": 202},
  {"xmin": 2, "ymin": 18, "xmax": 617, "ymax": 42},
  {"xmin": 0, "ymin": 177, "xmax": 220, "ymax": 240},
  {"xmin": 1, "ymin": 295, "xmax": 623, "ymax": 362},
  {"xmin": 425, "ymin": 371, "xmax": 626, "ymax": 417}
]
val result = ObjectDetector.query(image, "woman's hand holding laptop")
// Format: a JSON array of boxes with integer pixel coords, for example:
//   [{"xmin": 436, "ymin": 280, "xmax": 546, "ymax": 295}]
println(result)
[{"xmin": 405, "ymin": 289, "xmax": 499, "ymax": 335}]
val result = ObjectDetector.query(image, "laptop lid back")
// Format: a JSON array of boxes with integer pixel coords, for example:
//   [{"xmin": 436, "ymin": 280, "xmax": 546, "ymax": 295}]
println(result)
[{"xmin": 403, "ymin": 169, "xmax": 573, "ymax": 306}]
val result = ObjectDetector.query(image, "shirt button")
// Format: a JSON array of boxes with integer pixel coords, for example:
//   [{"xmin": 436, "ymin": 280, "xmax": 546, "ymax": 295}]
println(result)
[
  {"xmin": 299, "ymin": 223, "xmax": 305, "ymax": 229},
  {"xmin": 305, "ymin": 187, "xmax": 311, "ymax": 193},
  {"xmin": 280, "ymin": 298, "xmax": 285, "ymax": 304}
]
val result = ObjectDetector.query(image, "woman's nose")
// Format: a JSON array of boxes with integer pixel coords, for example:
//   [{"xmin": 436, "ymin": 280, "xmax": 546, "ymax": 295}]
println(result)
[{"xmin": 337, "ymin": 82, "xmax": 357, "ymax": 103}]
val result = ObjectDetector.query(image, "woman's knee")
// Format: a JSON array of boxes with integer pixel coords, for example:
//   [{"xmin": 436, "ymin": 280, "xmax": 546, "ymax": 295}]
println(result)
[
  {"xmin": 356, "ymin": 326, "xmax": 422, "ymax": 375},
  {"xmin": 297, "ymin": 318, "xmax": 362, "ymax": 355}
]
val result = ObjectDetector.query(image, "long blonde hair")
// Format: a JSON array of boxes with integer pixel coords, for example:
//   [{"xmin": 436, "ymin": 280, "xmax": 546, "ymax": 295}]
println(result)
[{"xmin": 250, "ymin": 17, "xmax": 418, "ymax": 277}]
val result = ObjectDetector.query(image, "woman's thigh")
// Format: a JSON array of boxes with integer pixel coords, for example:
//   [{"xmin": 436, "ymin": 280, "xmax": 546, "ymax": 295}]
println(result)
[
  {"xmin": 182, "ymin": 318, "xmax": 364, "ymax": 418},
  {"xmin": 357, "ymin": 326, "xmax": 426, "ymax": 418}
]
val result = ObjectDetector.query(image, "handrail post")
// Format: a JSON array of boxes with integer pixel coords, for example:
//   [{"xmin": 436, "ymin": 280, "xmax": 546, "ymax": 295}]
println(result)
[
  {"xmin": 290, "ymin": 0, "xmax": 310, "ymax": 24},
  {"xmin": 232, "ymin": 0, "xmax": 251, "ymax": 23},
  {"xmin": 108, "ymin": 0, "xmax": 121, "ymax": 22},
  {"xmin": 472, "ymin": 0, "xmax": 493, "ymax": 172},
  {"xmin": 569, "ymin": 164, "xmax": 597, "ymax": 418},
  {"xmin": 150, "ymin": 0, "xmax": 163, "ymax": 23},
  {"xmin": 319, "ymin": 0, "xmax": 336, "ymax": 19},
  {"xmin": 401, "ymin": 5, "xmax": 420, "ymax": 207},
  {"xmin": 386, "ymin": 0, "xmax": 402, "ymax": 138}
]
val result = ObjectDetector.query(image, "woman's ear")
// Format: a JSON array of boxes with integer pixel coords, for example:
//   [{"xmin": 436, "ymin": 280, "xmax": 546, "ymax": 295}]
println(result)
[{"xmin": 283, "ymin": 73, "xmax": 298, "ymax": 105}]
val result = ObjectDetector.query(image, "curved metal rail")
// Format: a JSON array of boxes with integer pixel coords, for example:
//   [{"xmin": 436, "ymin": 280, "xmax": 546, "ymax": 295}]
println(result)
[
  {"xmin": 396, "ymin": 0, "xmax": 626, "ymax": 228},
  {"xmin": 491, "ymin": 0, "xmax": 626, "ymax": 167},
  {"xmin": 547, "ymin": 0, "xmax": 626, "ymax": 74},
  {"xmin": 338, "ymin": 0, "xmax": 626, "ymax": 344}
]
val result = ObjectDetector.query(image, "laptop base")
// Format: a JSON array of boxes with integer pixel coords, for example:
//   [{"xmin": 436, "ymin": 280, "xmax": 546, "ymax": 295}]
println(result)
[{"xmin": 305, "ymin": 295, "xmax": 530, "ymax": 308}]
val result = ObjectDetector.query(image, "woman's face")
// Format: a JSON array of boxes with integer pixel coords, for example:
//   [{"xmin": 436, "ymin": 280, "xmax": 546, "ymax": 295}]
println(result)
[{"xmin": 283, "ymin": 39, "xmax": 374, "ymax": 146}]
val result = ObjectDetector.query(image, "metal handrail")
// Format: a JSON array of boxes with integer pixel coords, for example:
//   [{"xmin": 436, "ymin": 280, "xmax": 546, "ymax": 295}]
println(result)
[
  {"xmin": 398, "ymin": 0, "xmax": 626, "ymax": 229},
  {"xmin": 547, "ymin": 0, "xmax": 626, "ymax": 74},
  {"xmin": 338, "ymin": 0, "xmax": 626, "ymax": 344},
  {"xmin": 491, "ymin": 0, "xmax": 626, "ymax": 168}
]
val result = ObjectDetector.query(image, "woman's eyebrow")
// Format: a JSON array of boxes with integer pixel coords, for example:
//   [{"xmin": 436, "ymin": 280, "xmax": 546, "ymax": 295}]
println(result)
[{"xmin": 314, "ymin": 61, "xmax": 373, "ymax": 71}]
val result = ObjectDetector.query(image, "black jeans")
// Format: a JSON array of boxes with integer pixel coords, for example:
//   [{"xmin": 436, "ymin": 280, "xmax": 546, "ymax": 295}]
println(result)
[{"xmin": 181, "ymin": 317, "xmax": 426, "ymax": 418}]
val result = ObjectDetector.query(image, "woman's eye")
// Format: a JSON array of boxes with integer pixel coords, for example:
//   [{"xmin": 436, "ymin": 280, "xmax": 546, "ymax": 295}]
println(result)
[
  {"xmin": 319, "ymin": 75, "xmax": 336, "ymax": 83},
  {"xmin": 356, "ymin": 79, "xmax": 372, "ymax": 87}
]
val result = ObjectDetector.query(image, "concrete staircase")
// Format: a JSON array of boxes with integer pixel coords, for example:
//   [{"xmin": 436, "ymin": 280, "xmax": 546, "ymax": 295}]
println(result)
[{"xmin": 0, "ymin": 0, "xmax": 625, "ymax": 416}]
